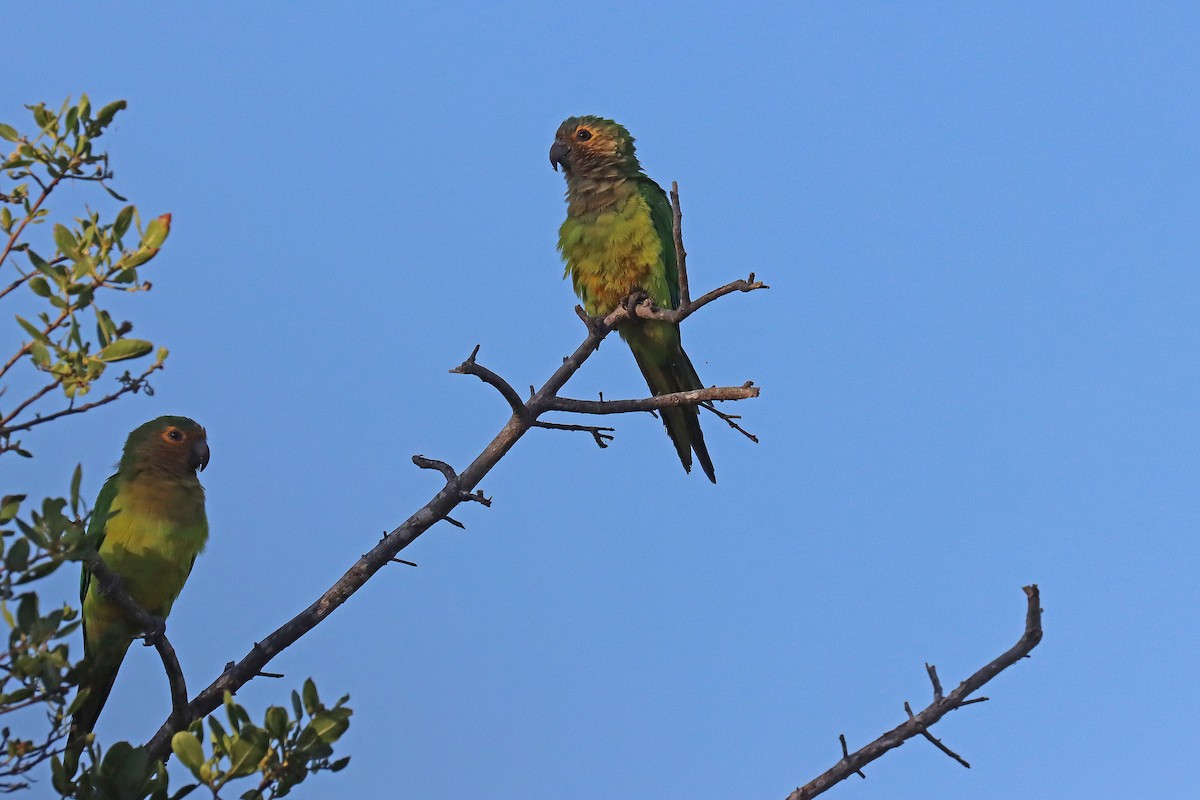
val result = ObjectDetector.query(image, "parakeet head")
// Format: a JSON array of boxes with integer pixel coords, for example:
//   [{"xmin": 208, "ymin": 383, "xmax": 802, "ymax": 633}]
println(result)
[
  {"xmin": 120, "ymin": 415, "xmax": 210, "ymax": 477},
  {"xmin": 550, "ymin": 116, "xmax": 640, "ymax": 179}
]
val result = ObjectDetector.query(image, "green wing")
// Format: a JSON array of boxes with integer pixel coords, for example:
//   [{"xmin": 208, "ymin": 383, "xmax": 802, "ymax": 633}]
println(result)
[
  {"xmin": 79, "ymin": 474, "xmax": 120, "ymax": 616},
  {"xmin": 637, "ymin": 176, "xmax": 680, "ymax": 310}
]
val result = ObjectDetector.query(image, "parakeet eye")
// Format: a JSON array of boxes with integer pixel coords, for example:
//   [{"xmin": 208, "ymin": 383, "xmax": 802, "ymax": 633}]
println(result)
[
  {"xmin": 166, "ymin": 429, "xmax": 183, "ymax": 442},
  {"xmin": 576, "ymin": 129, "xmax": 592, "ymax": 141}
]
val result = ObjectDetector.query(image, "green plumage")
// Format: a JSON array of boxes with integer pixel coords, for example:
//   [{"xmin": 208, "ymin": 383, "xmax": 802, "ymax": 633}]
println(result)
[
  {"xmin": 72, "ymin": 415, "xmax": 210, "ymax": 738},
  {"xmin": 551, "ymin": 116, "xmax": 715, "ymax": 481}
]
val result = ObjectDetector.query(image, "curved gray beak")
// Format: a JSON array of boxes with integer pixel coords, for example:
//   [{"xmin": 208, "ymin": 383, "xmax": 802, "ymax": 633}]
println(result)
[
  {"xmin": 549, "ymin": 141, "xmax": 570, "ymax": 172},
  {"xmin": 190, "ymin": 438, "xmax": 210, "ymax": 472}
]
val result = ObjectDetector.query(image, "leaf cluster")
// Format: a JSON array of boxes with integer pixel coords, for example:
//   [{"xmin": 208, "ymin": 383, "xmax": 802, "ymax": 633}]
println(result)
[
  {"xmin": 0, "ymin": 95, "xmax": 171, "ymax": 458},
  {"xmin": 170, "ymin": 681, "xmax": 352, "ymax": 800}
]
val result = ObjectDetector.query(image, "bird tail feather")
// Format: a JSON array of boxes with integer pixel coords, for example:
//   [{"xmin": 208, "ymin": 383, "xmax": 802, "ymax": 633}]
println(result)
[{"xmin": 626, "ymin": 323, "xmax": 716, "ymax": 483}]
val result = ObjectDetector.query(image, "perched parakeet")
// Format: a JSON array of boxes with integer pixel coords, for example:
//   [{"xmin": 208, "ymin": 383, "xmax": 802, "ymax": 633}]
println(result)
[
  {"xmin": 72, "ymin": 415, "xmax": 210, "ymax": 737},
  {"xmin": 550, "ymin": 116, "xmax": 715, "ymax": 481}
]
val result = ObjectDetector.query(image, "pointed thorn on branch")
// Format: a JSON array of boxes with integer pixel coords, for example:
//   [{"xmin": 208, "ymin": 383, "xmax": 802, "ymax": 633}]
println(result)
[
  {"xmin": 926, "ymin": 663, "xmax": 944, "ymax": 702},
  {"xmin": 442, "ymin": 515, "xmax": 465, "ymax": 529}
]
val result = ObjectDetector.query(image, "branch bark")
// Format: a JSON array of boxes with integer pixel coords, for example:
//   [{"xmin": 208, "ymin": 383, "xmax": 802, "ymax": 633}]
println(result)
[
  {"xmin": 143, "ymin": 186, "xmax": 767, "ymax": 760},
  {"xmin": 785, "ymin": 585, "xmax": 1043, "ymax": 800}
]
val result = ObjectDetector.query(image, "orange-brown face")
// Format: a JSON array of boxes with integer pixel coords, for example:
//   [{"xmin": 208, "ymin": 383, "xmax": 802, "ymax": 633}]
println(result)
[{"xmin": 550, "ymin": 116, "xmax": 632, "ymax": 176}]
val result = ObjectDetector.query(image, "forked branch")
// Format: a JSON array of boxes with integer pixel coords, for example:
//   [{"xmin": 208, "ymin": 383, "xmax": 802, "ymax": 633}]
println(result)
[
  {"xmin": 785, "ymin": 585, "xmax": 1043, "ymax": 800},
  {"xmin": 142, "ymin": 183, "xmax": 766, "ymax": 760}
]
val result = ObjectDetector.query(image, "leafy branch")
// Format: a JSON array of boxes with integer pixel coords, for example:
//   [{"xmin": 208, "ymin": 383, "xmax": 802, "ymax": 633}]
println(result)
[{"xmin": 0, "ymin": 96, "xmax": 171, "ymax": 459}]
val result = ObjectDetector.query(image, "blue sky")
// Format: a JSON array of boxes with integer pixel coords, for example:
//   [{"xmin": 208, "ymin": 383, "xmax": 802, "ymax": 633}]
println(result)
[{"xmin": 5, "ymin": 2, "xmax": 1197, "ymax": 797}]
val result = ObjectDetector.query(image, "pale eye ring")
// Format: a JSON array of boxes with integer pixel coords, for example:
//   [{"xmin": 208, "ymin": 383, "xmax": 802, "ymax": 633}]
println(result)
[{"xmin": 167, "ymin": 429, "xmax": 183, "ymax": 442}]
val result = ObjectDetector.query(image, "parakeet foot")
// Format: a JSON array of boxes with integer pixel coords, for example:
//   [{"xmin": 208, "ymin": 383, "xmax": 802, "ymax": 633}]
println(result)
[
  {"xmin": 620, "ymin": 290, "xmax": 650, "ymax": 316},
  {"xmin": 141, "ymin": 616, "xmax": 167, "ymax": 646}
]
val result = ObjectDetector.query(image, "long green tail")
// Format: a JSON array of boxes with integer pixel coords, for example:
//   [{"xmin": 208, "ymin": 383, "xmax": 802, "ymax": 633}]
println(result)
[
  {"xmin": 625, "ymin": 322, "xmax": 716, "ymax": 482},
  {"xmin": 70, "ymin": 642, "xmax": 130, "ymax": 740}
]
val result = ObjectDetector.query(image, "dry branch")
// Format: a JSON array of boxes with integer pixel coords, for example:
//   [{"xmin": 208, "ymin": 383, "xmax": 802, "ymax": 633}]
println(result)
[
  {"xmin": 143, "ymin": 185, "xmax": 766, "ymax": 760},
  {"xmin": 785, "ymin": 585, "xmax": 1043, "ymax": 800}
]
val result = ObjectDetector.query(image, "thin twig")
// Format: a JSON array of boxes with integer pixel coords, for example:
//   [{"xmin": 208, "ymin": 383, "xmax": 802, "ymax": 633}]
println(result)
[
  {"xmin": 701, "ymin": 401, "xmax": 759, "ymax": 443},
  {"xmin": 411, "ymin": 455, "xmax": 457, "ymax": 482},
  {"xmin": 926, "ymin": 663, "xmax": 944, "ymax": 702},
  {"xmin": 0, "ymin": 380, "xmax": 61, "ymax": 428},
  {"xmin": 0, "ymin": 363, "xmax": 162, "ymax": 437},
  {"xmin": 449, "ymin": 345, "xmax": 527, "ymax": 417},
  {"xmin": 904, "ymin": 701, "xmax": 970, "ymax": 769},
  {"xmin": 532, "ymin": 420, "xmax": 616, "ymax": 448},
  {"xmin": 0, "ymin": 171, "xmax": 63, "ymax": 271},
  {"xmin": 785, "ymin": 585, "xmax": 1043, "ymax": 800},
  {"xmin": 670, "ymin": 181, "xmax": 690, "ymax": 307}
]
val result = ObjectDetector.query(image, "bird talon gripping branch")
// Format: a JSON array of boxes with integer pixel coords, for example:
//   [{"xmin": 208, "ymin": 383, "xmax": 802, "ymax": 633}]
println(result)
[{"xmin": 141, "ymin": 616, "xmax": 168, "ymax": 646}]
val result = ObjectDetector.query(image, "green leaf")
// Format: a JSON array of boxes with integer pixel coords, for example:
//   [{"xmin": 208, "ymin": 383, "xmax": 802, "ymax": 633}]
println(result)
[
  {"xmin": 53, "ymin": 223, "xmax": 78, "ymax": 257},
  {"xmin": 5, "ymin": 537, "xmax": 30, "ymax": 572},
  {"xmin": 28, "ymin": 276, "xmax": 53, "ymax": 297},
  {"xmin": 0, "ymin": 494, "xmax": 24, "ymax": 523},
  {"xmin": 96, "ymin": 338, "xmax": 153, "ymax": 362},
  {"xmin": 264, "ymin": 706, "xmax": 290, "ymax": 739},
  {"xmin": 15, "ymin": 315, "xmax": 51, "ymax": 346},
  {"xmin": 226, "ymin": 736, "xmax": 267, "ymax": 778},
  {"xmin": 308, "ymin": 709, "xmax": 350, "ymax": 744},
  {"xmin": 122, "ymin": 248, "xmax": 159, "ymax": 268},
  {"xmin": 302, "ymin": 678, "xmax": 320, "ymax": 715},
  {"xmin": 70, "ymin": 463, "xmax": 83, "ymax": 514},
  {"xmin": 114, "ymin": 205, "xmax": 135, "ymax": 239},
  {"xmin": 172, "ymin": 731, "xmax": 206, "ymax": 776},
  {"xmin": 94, "ymin": 100, "xmax": 127, "ymax": 129},
  {"xmin": 0, "ymin": 122, "xmax": 18, "ymax": 142},
  {"xmin": 29, "ymin": 340, "xmax": 50, "ymax": 368},
  {"xmin": 27, "ymin": 249, "xmax": 59, "ymax": 279},
  {"xmin": 142, "ymin": 213, "xmax": 171, "ymax": 249}
]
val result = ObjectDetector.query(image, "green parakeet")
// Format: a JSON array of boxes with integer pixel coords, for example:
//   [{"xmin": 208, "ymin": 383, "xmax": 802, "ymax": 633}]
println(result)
[
  {"xmin": 72, "ymin": 415, "xmax": 210, "ymax": 737},
  {"xmin": 550, "ymin": 116, "xmax": 715, "ymax": 481}
]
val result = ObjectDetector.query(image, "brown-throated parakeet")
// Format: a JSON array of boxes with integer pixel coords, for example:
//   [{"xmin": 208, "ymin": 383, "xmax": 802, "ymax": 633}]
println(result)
[
  {"xmin": 72, "ymin": 415, "xmax": 210, "ymax": 738},
  {"xmin": 551, "ymin": 116, "xmax": 715, "ymax": 481}
]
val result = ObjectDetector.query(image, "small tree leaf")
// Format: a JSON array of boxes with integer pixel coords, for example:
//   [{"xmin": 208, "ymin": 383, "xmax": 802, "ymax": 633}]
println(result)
[
  {"xmin": 172, "ymin": 731, "xmax": 206, "ymax": 776},
  {"xmin": 96, "ymin": 338, "xmax": 153, "ymax": 362}
]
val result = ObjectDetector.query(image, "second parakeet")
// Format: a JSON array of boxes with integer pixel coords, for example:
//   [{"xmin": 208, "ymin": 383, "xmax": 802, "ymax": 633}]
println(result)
[
  {"xmin": 551, "ymin": 116, "xmax": 715, "ymax": 481},
  {"xmin": 72, "ymin": 415, "xmax": 210, "ymax": 738}
]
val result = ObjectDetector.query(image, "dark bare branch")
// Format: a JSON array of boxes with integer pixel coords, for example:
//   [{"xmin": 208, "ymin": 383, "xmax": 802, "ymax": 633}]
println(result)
[
  {"xmin": 411, "ymin": 455, "xmax": 457, "ymax": 482},
  {"xmin": 532, "ymin": 420, "xmax": 615, "ymax": 448},
  {"xmin": 701, "ymin": 401, "xmax": 760, "ymax": 443},
  {"xmin": 449, "ymin": 345, "xmax": 527, "ymax": 417},
  {"xmin": 925, "ymin": 662, "xmax": 944, "ymax": 702},
  {"xmin": 785, "ymin": 585, "xmax": 1043, "ymax": 800},
  {"xmin": 142, "ymin": 185, "xmax": 764, "ymax": 762},
  {"xmin": 904, "ymin": 701, "xmax": 970, "ymax": 769},
  {"xmin": 670, "ymin": 181, "xmax": 690, "ymax": 306}
]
